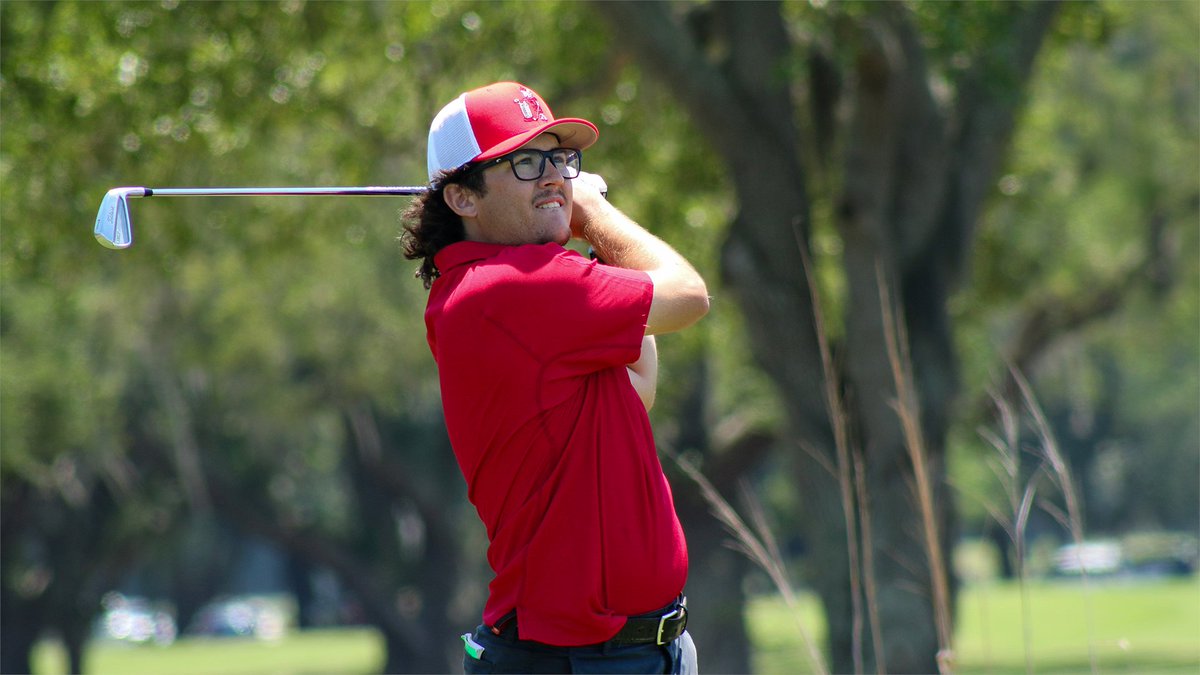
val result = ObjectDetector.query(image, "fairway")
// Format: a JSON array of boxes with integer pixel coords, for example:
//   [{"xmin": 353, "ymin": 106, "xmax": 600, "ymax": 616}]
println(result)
[
  {"xmin": 34, "ymin": 577, "xmax": 1199, "ymax": 674},
  {"xmin": 34, "ymin": 628, "xmax": 385, "ymax": 675},
  {"xmin": 749, "ymin": 576, "xmax": 1199, "ymax": 674}
]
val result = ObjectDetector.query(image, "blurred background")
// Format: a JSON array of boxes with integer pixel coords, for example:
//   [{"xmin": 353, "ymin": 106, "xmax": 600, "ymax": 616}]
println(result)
[{"xmin": 1, "ymin": 1, "xmax": 1196, "ymax": 674}]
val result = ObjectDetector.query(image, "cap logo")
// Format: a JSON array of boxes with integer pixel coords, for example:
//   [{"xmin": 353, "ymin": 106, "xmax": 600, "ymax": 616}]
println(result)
[{"xmin": 515, "ymin": 88, "xmax": 549, "ymax": 123}]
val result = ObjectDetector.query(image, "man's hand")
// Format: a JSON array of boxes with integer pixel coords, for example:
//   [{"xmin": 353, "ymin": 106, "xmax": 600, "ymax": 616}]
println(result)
[
  {"xmin": 570, "ymin": 171, "xmax": 609, "ymax": 239},
  {"xmin": 576, "ymin": 171, "xmax": 608, "ymax": 197}
]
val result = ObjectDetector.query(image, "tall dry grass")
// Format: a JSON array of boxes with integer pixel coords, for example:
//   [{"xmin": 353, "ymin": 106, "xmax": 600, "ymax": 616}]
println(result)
[
  {"xmin": 675, "ymin": 243, "xmax": 971, "ymax": 673},
  {"xmin": 677, "ymin": 237, "xmax": 1100, "ymax": 675},
  {"xmin": 973, "ymin": 367, "xmax": 1100, "ymax": 675},
  {"xmin": 875, "ymin": 262, "xmax": 956, "ymax": 674},
  {"xmin": 796, "ymin": 242, "xmax": 874, "ymax": 674},
  {"xmin": 671, "ymin": 452, "xmax": 829, "ymax": 675},
  {"xmin": 977, "ymin": 388, "xmax": 1038, "ymax": 674},
  {"xmin": 852, "ymin": 445, "xmax": 886, "ymax": 675}
]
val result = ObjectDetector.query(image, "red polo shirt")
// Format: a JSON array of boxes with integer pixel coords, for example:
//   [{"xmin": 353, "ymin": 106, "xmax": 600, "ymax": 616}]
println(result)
[{"xmin": 425, "ymin": 240, "xmax": 687, "ymax": 646}]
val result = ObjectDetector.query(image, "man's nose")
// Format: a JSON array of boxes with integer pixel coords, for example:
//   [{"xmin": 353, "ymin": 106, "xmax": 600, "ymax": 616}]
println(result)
[{"xmin": 538, "ymin": 159, "xmax": 566, "ymax": 186}]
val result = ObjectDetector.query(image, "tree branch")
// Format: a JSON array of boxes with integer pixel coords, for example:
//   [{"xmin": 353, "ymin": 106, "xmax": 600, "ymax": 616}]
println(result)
[
  {"xmin": 975, "ymin": 209, "xmax": 1180, "ymax": 421},
  {"xmin": 343, "ymin": 402, "xmax": 455, "ymax": 538},
  {"xmin": 942, "ymin": 1, "xmax": 1062, "ymax": 287},
  {"xmin": 877, "ymin": 4, "xmax": 951, "ymax": 266},
  {"xmin": 709, "ymin": 428, "xmax": 776, "ymax": 496},
  {"xmin": 597, "ymin": 1, "xmax": 754, "ymax": 163},
  {"xmin": 712, "ymin": 0, "xmax": 800, "ymax": 154},
  {"xmin": 205, "ymin": 475, "xmax": 433, "ymax": 655}
]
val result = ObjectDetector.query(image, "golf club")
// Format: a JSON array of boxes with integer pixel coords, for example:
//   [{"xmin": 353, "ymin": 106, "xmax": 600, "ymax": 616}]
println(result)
[{"xmin": 94, "ymin": 185, "xmax": 428, "ymax": 250}]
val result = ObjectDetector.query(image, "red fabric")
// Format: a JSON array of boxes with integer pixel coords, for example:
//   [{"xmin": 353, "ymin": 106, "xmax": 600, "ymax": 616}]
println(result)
[
  {"xmin": 425, "ymin": 241, "xmax": 687, "ymax": 646},
  {"xmin": 463, "ymin": 82, "xmax": 598, "ymax": 162}
]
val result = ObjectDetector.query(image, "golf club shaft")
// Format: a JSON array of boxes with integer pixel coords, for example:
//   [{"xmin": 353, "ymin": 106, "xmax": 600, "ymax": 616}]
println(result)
[
  {"xmin": 136, "ymin": 186, "xmax": 428, "ymax": 197},
  {"xmin": 94, "ymin": 185, "xmax": 428, "ymax": 250}
]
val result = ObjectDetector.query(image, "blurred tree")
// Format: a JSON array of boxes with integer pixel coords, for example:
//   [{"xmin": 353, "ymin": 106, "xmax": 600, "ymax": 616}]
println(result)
[
  {"xmin": 1, "ymin": 1, "xmax": 726, "ymax": 671},
  {"xmin": 602, "ymin": 2, "xmax": 1197, "ymax": 670},
  {"xmin": 0, "ymin": 1, "xmax": 493, "ymax": 671},
  {"xmin": 954, "ymin": 0, "xmax": 1198, "ymax": 560},
  {"xmin": 600, "ymin": 1, "xmax": 1063, "ymax": 671},
  {"xmin": 2, "ymin": 1, "xmax": 1194, "ymax": 674}
]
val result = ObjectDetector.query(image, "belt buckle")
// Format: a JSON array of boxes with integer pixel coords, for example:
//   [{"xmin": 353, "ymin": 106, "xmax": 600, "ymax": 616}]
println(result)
[{"xmin": 655, "ymin": 606, "xmax": 684, "ymax": 645}]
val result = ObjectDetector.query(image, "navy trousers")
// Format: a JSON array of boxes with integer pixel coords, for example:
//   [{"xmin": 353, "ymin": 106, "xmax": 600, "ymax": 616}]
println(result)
[{"xmin": 461, "ymin": 624, "xmax": 698, "ymax": 674}]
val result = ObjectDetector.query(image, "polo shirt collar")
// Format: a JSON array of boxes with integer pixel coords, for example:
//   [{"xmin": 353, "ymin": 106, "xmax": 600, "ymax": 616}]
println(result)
[{"xmin": 434, "ymin": 240, "xmax": 510, "ymax": 274}]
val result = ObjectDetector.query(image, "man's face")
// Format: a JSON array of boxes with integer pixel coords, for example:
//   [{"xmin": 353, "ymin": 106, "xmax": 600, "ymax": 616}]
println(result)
[{"xmin": 472, "ymin": 133, "xmax": 573, "ymax": 246}]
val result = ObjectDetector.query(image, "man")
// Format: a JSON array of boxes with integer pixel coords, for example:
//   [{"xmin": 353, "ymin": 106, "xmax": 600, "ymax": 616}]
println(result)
[{"xmin": 402, "ymin": 81, "xmax": 708, "ymax": 674}]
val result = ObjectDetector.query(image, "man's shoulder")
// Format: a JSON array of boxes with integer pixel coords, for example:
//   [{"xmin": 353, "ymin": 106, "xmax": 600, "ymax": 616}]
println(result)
[
  {"xmin": 435, "ymin": 242, "xmax": 649, "ymax": 308},
  {"xmin": 498, "ymin": 242, "xmax": 580, "ymax": 266},
  {"xmin": 437, "ymin": 241, "xmax": 576, "ymax": 273},
  {"xmin": 459, "ymin": 242, "xmax": 588, "ymax": 284},
  {"xmin": 432, "ymin": 243, "xmax": 563, "ymax": 306}
]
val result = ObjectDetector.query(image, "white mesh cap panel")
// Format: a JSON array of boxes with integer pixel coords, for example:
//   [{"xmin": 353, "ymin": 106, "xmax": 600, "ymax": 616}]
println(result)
[{"xmin": 427, "ymin": 93, "xmax": 482, "ymax": 182}]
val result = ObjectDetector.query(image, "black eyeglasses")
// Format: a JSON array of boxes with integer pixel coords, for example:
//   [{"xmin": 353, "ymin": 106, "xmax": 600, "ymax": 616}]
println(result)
[{"xmin": 469, "ymin": 147, "xmax": 582, "ymax": 181}]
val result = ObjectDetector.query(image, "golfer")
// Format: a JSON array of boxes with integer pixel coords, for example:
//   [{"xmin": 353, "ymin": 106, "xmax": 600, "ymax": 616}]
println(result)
[{"xmin": 403, "ymin": 81, "xmax": 708, "ymax": 674}]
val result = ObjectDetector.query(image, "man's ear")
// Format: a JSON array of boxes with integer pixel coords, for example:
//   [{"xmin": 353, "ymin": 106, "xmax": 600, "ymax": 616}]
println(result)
[{"xmin": 443, "ymin": 184, "xmax": 479, "ymax": 218}]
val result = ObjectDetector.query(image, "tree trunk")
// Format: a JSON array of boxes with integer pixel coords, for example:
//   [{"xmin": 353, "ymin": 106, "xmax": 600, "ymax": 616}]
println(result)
[
  {"xmin": 206, "ymin": 476, "xmax": 440, "ymax": 672},
  {"xmin": 0, "ymin": 581, "xmax": 40, "ymax": 675},
  {"xmin": 287, "ymin": 554, "xmax": 317, "ymax": 628},
  {"xmin": 345, "ymin": 403, "xmax": 465, "ymax": 672},
  {"xmin": 666, "ymin": 356, "xmax": 772, "ymax": 674},
  {"xmin": 675, "ymin": 499, "xmax": 755, "ymax": 673},
  {"xmin": 1, "ymin": 482, "xmax": 38, "ymax": 675},
  {"xmin": 63, "ymin": 624, "xmax": 86, "ymax": 675}
]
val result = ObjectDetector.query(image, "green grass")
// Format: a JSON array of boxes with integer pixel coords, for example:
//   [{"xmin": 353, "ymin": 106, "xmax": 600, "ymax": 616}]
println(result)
[
  {"xmin": 33, "ymin": 627, "xmax": 384, "ymax": 675},
  {"xmin": 750, "ymin": 576, "xmax": 1200, "ymax": 674},
  {"xmin": 33, "ymin": 577, "xmax": 1199, "ymax": 675},
  {"xmin": 954, "ymin": 577, "xmax": 1200, "ymax": 674}
]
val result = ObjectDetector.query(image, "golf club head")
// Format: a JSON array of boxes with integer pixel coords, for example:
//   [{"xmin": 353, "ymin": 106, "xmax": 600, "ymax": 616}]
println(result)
[{"xmin": 94, "ymin": 187, "xmax": 145, "ymax": 249}]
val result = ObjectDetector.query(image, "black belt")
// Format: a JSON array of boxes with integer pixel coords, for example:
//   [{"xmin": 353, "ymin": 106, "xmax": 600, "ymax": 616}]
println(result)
[
  {"xmin": 491, "ymin": 596, "xmax": 688, "ymax": 647},
  {"xmin": 610, "ymin": 596, "xmax": 688, "ymax": 645}
]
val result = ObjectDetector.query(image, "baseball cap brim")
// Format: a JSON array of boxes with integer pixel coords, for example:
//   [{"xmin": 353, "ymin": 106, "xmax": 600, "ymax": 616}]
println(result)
[{"xmin": 474, "ymin": 118, "xmax": 599, "ymax": 163}]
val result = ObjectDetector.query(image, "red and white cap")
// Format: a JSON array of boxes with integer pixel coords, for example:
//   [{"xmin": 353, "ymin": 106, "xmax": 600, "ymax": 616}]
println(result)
[{"xmin": 426, "ymin": 81, "xmax": 598, "ymax": 183}]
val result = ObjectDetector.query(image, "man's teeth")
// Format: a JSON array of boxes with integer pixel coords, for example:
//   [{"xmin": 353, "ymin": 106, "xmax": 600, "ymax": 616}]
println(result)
[{"xmin": 537, "ymin": 203, "xmax": 561, "ymax": 209}]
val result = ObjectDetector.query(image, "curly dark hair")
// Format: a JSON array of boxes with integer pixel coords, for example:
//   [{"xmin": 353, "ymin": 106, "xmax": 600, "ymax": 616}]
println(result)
[{"xmin": 401, "ymin": 167, "xmax": 487, "ymax": 289}]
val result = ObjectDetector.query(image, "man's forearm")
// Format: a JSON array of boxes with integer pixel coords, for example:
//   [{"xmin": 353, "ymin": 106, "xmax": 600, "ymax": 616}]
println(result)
[
  {"xmin": 576, "ymin": 200, "xmax": 681, "ymax": 271},
  {"xmin": 572, "ymin": 176, "xmax": 710, "ymax": 335}
]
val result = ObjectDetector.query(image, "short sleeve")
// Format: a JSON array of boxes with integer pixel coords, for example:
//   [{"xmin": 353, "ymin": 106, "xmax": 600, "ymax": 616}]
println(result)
[{"xmin": 480, "ymin": 244, "xmax": 652, "ymax": 376}]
